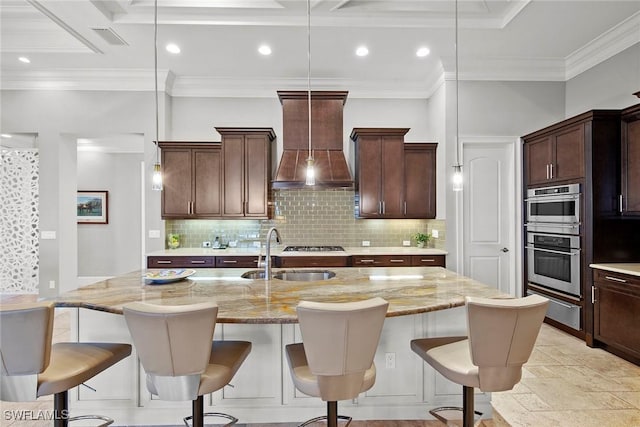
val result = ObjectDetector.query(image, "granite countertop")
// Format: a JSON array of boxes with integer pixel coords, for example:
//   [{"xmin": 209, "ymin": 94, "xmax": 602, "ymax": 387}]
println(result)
[
  {"xmin": 53, "ymin": 266, "xmax": 502, "ymax": 323},
  {"xmin": 147, "ymin": 246, "xmax": 448, "ymax": 257},
  {"xmin": 589, "ymin": 263, "xmax": 640, "ymax": 277}
]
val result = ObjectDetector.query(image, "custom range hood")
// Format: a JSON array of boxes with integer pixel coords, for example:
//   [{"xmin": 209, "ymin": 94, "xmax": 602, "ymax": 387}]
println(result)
[{"xmin": 273, "ymin": 91, "xmax": 353, "ymax": 189}]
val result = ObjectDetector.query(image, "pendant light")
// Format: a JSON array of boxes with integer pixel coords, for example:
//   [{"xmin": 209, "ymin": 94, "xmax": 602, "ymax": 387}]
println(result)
[
  {"xmin": 304, "ymin": 0, "xmax": 315, "ymax": 186},
  {"xmin": 151, "ymin": 0, "xmax": 163, "ymax": 191},
  {"xmin": 452, "ymin": 0, "xmax": 463, "ymax": 192}
]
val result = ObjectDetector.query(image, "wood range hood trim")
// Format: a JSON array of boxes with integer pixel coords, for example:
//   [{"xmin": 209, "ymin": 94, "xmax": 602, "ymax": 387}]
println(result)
[{"xmin": 273, "ymin": 90, "xmax": 354, "ymax": 189}]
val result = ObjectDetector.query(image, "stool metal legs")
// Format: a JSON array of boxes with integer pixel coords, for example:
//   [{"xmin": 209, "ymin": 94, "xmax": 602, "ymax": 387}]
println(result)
[
  {"xmin": 298, "ymin": 401, "xmax": 352, "ymax": 427},
  {"xmin": 428, "ymin": 386, "xmax": 482, "ymax": 427},
  {"xmin": 183, "ymin": 395, "xmax": 238, "ymax": 427},
  {"xmin": 53, "ymin": 390, "xmax": 113, "ymax": 427}
]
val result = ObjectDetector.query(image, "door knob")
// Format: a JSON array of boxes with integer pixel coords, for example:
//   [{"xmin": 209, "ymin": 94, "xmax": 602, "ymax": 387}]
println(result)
[{"xmin": 500, "ymin": 247, "xmax": 509, "ymax": 253}]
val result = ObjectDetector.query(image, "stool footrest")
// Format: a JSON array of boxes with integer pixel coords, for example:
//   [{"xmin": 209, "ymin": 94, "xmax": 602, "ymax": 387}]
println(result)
[
  {"xmin": 68, "ymin": 414, "xmax": 114, "ymax": 427},
  {"xmin": 299, "ymin": 414, "xmax": 352, "ymax": 427},
  {"xmin": 429, "ymin": 406, "xmax": 483, "ymax": 426},
  {"xmin": 183, "ymin": 412, "xmax": 238, "ymax": 427}
]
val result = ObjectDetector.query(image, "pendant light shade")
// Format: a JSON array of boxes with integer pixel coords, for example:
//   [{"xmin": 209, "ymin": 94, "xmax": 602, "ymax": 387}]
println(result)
[{"xmin": 152, "ymin": 0, "xmax": 162, "ymax": 191}]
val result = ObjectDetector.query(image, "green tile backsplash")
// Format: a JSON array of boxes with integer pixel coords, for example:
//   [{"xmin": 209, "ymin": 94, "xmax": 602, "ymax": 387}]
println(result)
[{"xmin": 166, "ymin": 189, "xmax": 445, "ymax": 249}]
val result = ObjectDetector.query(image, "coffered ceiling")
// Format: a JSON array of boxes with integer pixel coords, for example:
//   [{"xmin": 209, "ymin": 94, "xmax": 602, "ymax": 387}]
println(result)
[{"xmin": 1, "ymin": 0, "xmax": 639, "ymax": 97}]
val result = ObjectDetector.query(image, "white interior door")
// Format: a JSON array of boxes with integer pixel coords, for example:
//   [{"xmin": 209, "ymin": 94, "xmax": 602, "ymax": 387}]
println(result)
[{"xmin": 462, "ymin": 140, "xmax": 516, "ymax": 295}]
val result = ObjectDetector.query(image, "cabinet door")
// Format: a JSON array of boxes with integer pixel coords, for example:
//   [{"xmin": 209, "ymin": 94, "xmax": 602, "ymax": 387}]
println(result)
[
  {"xmin": 525, "ymin": 136, "xmax": 553, "ymax": 186},
  {"xmin": 161, "ymin": 148, "xmax": 192, "ymax": 217},
  {"xmin": 553, "ymin": 124, "xmax": 584, "ymax": 182},
  {"xmin": 193, "ymin": 149, "xmax": 222, "ymax": 217},
  {"xmin": 222, "ymin": 135, "xmax": 245, "ymax": 216},
  {"xmin": 622, "ymin": 115, "xmax": 640, "ymax": 214},
  {"xmin": 380, "ymin": 136, "xmax": 405, "ymax": 217},
  {"xmin": 357, "ymin": 137, "xmax": 383, "ymax": 217},
  {"xmin": 244, "ymin": 135, "xmax": 269, "ymax": 217},
  {"xmin": 594, "ymin": 284, "xmax": 640, "ymax": 359},
  {"xmin": 404, "ymin": 144, "xmax": 436, "ymax": 218}
]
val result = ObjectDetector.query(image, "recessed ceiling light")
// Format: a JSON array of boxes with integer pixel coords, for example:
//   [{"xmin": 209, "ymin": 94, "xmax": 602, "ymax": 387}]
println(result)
[
  {"xmin": 416, "ymin": 47, "xmax": 430, "ymax": 57},
  {"xmin": 355, "ymin": 46, "xmax": 369, "ymax": 57},
  {"xmin": 258, "ymin": 45, "xmax": 272, "ymax": 55},
  {"xmin": 1, "ymin": 134, "xmax": 12, "ymax": 138},
  {"xmin": 18, "ymin": 56, "xmax": 30, "ymax": 64},
  {"xmin": 165, "ymin": 43, "xmax": 181, "ymax": 54}
]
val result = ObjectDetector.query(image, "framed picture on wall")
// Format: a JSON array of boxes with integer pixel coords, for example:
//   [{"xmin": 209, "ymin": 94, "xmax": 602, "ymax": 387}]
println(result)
[{"xmin": 77, "ymin": 191, "xmax": 108, "ymax": 224}]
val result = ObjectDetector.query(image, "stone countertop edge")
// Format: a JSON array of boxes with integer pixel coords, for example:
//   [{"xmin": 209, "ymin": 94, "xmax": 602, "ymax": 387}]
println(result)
[
  {"xmin": 589, "ymin": 263, "xmax": 640, "ymax": 277},
  {"xmin": 147, "ymin": 247, "xmax": 448, "ymax": 257}
]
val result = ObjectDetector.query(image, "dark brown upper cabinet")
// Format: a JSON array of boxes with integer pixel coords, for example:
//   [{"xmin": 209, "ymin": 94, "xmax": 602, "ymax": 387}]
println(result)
[
  {"xmin": 159, "ymin": 141, "xmax": 222, "ymax": 219},
  {"xmin": 621, "ymin": 104, "xmax": 640, "ymax": 215},
  {"xmin": 216, "ymin": 127, "xmax": 276, "ymax": 219},
  {"xmin": 404, "ymin": 143, "xmax": 437, "ymax": 219},
  {"xmin": 352, "ymin": 128, "xmax": 408, "ymax": 218},
  {"xmin": 524, "ymin": 123, "xmax": 585, "ymax": 186}
]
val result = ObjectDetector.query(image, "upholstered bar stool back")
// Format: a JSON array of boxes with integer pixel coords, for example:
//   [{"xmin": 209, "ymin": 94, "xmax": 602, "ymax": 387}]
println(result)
[
  {"xmin": 411, "ymin": 294, "xmax": 549, "ymax": 427},
  {"xmin": 1, "ymin": 302, "xmax": 132, "ymax": 427},
  {"xmin": 286, "ymin": 297, "xmax": 389, "ymax": 427},
  {"xmin": 123, "ymin": 301, "xmax": 251, "ymax": 427}
]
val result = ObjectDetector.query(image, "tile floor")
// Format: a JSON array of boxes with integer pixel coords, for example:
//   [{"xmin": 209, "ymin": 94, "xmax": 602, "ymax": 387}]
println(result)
[
  {"xmin": 2, "ymin": 305, "xmax": 640, "ymax": 426},
  {"xmin": 492, "ymin": 324, "xmax": 640, "ymax": 426}
]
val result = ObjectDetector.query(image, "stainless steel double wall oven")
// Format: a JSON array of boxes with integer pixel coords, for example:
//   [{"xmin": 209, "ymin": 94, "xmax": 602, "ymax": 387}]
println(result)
[{"xmin": 525, "ymin": 184, "xmax": 582, "ymax": 330}]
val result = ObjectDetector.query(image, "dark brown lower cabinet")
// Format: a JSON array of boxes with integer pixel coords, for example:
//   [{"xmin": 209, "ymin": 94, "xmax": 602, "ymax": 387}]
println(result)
[
  {"xmin": 147, "ymin": 256, "xmax": 215, "ymax": 268},
  {"xmin": 352, "ymin": 254, "xmax": 445, "ymax": 267},
  {"xmin": 593, "ymin": 269, "xmax": 640, "ymax": 363},
  {"xmin": 277, "ymin": 256, "xmax": 350, "ymax": 268},
  {"xmin": 215, "ymin": 256, "xmax": 261, "ymax": 268},
  {"xmin": 352, "ymin": 255, "xmax": 411, "ymax": 266}
]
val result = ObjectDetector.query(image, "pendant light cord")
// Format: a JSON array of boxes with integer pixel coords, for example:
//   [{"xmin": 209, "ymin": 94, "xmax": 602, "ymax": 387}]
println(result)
[
  {"xmin": 154, "ymin": 0, "xmax": 159, "ymax": 162},
  {"xmin": 454, "ymin": 0, "xmax": 460, "ymax": 167},
  {"xmin": 307, "ymin": 0, "xmax": 312, "ymax": 161}
]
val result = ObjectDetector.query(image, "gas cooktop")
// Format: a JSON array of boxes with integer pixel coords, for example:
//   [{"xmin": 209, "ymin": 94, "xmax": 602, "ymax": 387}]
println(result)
[{"xmin": 283, "ymin": 245, "xmax": 345, "ymax": 252}]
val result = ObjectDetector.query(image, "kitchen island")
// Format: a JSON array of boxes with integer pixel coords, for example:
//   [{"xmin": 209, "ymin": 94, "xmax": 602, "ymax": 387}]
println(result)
[{"xmin": 54, "ymin": 266, "xmax": 505, "ymax": 425}]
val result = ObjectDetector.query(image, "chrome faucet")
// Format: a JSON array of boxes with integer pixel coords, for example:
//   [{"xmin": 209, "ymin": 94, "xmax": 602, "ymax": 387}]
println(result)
[{"xmin": 262, "ymin": 227, "xmax": 281, "ymax": 279}]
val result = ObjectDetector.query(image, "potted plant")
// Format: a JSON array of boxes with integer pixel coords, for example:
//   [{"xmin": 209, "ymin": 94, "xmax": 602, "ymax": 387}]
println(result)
[
  {"xmin": 414, "ymin": 232, "xmax": 431, "ymax": 248},
  {"xmin": 167, "ymin": 233, "xmax": 180, "ymax": 249}
]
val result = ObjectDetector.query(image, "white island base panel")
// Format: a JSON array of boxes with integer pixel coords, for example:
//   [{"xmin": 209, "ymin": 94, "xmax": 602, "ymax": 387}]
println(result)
[{"xmin": 68, "ymin": 307, "xmax": 492, "ymax": 425}]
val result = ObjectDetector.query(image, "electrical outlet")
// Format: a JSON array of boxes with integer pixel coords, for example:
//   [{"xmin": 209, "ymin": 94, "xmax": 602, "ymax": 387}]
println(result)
[
  {"xmin": 49, "ymin": 280, "xmax": 56, "ymax": 289},
  {"xmin": 385, "ymin": 352, "xmax": 396, "ymax": 369},
  {"xmin": 202, "ymin": 241, "xmax": 211, "ymax": 248},
  {"xmin": 253, "ymin": 241, "xmax": 262, "ymax": 248},
  {"xmin": 402, "ymin": 240, "xmax": 410, "ymax": 247},
  {"xmin": 432, "ymin": 229, "xmax": 439, "ymax": 238},
  {"xmin": 362, "ymin": 240, "xmax": 370, "ymax": 247}
]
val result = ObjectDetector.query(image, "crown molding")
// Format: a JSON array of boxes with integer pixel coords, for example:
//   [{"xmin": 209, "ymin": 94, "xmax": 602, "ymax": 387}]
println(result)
[
  {"xmin": 565, "ymin": 11, "xmax": 640, "ymax": 80},
  {"xmin": 0, "ymin": 69, "xmax": 172, "ymax": 92},
  {"xmin": 443, "ymin": 57, "xmax": 566, "ymax": 82}
]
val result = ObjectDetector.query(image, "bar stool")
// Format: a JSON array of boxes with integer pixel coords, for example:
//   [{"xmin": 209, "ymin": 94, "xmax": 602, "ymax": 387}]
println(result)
[
  {"xmin": 123, "ymin": 301, "xmax": 251, "ymax": 427},
  {"xmin": 410, "ymin": 294, "xmax": 549, "ymax": 427},
  {"xmin": 285, "ymin": 297, "xmax": 389, "ymax": 427},
  {"xmin": 0, "ymin": 301, "xmax": 132, "ymax": 427}
]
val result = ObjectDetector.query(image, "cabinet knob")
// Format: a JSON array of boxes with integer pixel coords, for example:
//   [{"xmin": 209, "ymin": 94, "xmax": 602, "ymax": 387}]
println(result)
[{"xmin": 500, "ymin": 247, "xmax": 509, "ymax": 253}]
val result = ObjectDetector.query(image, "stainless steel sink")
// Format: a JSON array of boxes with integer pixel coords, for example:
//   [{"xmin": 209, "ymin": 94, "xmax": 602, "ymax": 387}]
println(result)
[
  {"xmin": 240, "ymin": 270, "xmax": 267, "ymax": 279},
  {"xmin": 273, "ymin": 270, "xmax": 336, "ymax": 281},
  {"xmin": 240, "ymin": 270, "xmax": 336, "ymax": 281}
]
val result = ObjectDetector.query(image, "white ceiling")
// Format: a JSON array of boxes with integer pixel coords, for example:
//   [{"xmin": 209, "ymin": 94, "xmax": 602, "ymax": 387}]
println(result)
[{"xmin": 1, "ymin": 0, "xmax": 639, "ymax": 98}]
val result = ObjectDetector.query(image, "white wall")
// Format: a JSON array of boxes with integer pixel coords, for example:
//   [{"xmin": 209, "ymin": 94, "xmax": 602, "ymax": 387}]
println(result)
[
  {"xmin": 0, "ymin": 90, "xmax": 164, "ymax": 296},
  {"xmin": 77, "ymin": 151, "xmax": 143, "ymax": 276},
  {"xmin": 566, "ymin": 44, "xmax": 640, "ymax": 116}
]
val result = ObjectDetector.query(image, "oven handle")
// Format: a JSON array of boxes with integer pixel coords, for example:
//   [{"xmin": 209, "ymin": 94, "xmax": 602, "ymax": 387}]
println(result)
[
  {"xmin": 525, "ymin": 222, "xmax": 580, "ymax": 228},
  {"xmin": 524, "ymin": 194, "xmax": 580, "ymax": 202},
  {"xmin": 525, "ymin": 246, "xmax": 581, "ymax": 256}
]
